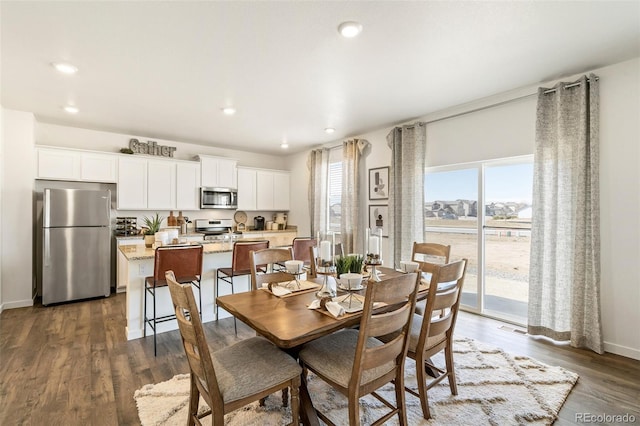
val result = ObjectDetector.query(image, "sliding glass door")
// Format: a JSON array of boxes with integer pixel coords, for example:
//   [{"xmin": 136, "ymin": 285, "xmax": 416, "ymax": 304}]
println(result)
[{"xmin": 425, "ymin": 156, "xmax": 532, "ymax": 325}]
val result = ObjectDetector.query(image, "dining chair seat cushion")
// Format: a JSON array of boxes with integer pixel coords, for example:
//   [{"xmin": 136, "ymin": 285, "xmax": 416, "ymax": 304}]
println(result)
[
  {"xmin": 407, "ymin": 314, "xmax": 447, "ymax": 353},
  {"xmin": 212, "ymin": 336, "xmax": 302, "ymax": 404},
  {"xmin": 299, "ymin": 329, "xmax": 395, "ymax": 389}
]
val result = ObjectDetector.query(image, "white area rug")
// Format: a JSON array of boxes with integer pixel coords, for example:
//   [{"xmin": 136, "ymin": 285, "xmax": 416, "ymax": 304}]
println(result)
[{"xmin": 135, "ymin": 338, "xmax": 578, "ymax": 425}]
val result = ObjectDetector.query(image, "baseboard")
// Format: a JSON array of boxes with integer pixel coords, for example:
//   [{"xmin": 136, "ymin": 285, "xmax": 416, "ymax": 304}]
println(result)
[
  {"xmin": 604, "ymin": 341, "xmax": 640, "ymax": 361},
  {"xmin": 1, "ymin": 299, "xmax": 34, "ymax": 310}
]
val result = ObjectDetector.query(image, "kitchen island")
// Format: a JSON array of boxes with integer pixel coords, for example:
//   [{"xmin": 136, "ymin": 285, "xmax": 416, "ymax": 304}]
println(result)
[{"xmin": 118, "ymin": 242, "xmax": 250, "ymax": 340}]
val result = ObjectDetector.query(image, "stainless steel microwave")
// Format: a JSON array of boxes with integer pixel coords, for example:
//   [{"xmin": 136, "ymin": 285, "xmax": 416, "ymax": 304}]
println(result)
[{"xmin": 200, "ymin": 187, "xmax": 238, "ymax": 209}]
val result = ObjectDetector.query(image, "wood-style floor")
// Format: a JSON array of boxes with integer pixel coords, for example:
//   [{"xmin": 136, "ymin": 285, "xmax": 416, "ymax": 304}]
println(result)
[{"xmin": 1, "ymin": 293, "xmax": 638, "ymax": 425}]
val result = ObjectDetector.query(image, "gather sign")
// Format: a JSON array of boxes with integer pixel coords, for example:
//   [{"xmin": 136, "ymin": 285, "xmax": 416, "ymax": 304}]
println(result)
[{"xmin": 128, "ymin": 138, "xmax": 176, "ymax": 157}]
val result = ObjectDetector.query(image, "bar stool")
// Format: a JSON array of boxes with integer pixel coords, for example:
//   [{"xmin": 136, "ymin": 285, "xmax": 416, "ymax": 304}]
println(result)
[
  {"xmin": 216, "ymin": 240, "xmax": 269, "ymax": 335},
  {"xmin": 144, "ymin": 244, "xmax": 203, "ymax": 356}
]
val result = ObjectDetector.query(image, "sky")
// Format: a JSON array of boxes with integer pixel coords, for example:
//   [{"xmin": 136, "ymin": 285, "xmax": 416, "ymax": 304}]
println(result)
[{"xmin": 425, "ymin": 163, "xmax": 533, "ymax": 204}]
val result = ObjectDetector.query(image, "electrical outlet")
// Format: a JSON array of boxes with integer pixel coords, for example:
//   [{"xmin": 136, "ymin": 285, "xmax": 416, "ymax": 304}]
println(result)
[{"xmin": 139, "ymin": 263, "xmax": 147, "ymax": 275}]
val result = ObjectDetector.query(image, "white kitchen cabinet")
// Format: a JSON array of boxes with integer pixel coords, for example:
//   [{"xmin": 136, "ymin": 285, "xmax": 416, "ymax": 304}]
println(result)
[
  {"xmin": 37, "ymin": 147, "xmax": 81, "ymax": 180},
  {"xmin": 176, "ymin": 162, "xmax": 201, "ymax": 210},
  {"xmin": 117, "ymin": 157, "xmax": 147, "ymax": 209},
  {"xmin": 37, "ymin": 147, "xmax": 118, "ymax": 183},
  {"xmin": 198, "ymin": 155, "xmax": 237, "ymax": 188},
  {"xmin": 237, "ymin": 167, "xmax": 290, "ymax": 211},
  {"xmin": 237, "ymin": 167, "xmax": 257, "ymax": 210},
  {"xmin": 256, "ymin": 170, "xmax": 275, "ymax": 210},
  {"xmin": 80, "ymin": 152, "xmax": 117, "ymax": 182},
  {"xmin": 147, "ymin": 160, "xmax": 176, "ymax": 209}
]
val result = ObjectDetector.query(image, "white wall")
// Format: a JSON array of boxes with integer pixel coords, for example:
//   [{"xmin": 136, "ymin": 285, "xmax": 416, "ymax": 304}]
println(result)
[
  {"xmin": 1, "ymin": 109, "xmax": 35, "ymax": 309},
  {"xmin": 288, "ymin": 57, "xmax": 640, "ymax": 360}
]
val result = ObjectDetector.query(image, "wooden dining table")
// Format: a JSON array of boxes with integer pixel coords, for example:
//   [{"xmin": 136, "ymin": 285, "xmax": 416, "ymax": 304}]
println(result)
[{"xmin": 215, "ymin": 267, "xmax": 426, "ymax": 425}]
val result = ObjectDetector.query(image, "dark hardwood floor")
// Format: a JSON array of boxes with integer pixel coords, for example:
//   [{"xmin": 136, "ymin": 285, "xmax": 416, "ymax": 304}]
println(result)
[{"xmin": 1, "ymin": 293, "xmax": 638, "ymax": 425}]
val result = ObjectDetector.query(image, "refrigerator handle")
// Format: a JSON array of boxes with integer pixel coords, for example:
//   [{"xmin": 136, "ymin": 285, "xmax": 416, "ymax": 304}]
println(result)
[
  {"xmin": 44, "ymin": 230, "xmax": 50, "ymax": 267},
  {"xmin": 43, "ymin": 189, "xmax": 50, "ymax": 228}
]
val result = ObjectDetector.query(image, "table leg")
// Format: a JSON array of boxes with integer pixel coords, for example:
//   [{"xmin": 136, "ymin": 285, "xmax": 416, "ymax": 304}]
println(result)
[{"xmin": 299, "ymin": 372, "xmax": 320, "ymax": 426}]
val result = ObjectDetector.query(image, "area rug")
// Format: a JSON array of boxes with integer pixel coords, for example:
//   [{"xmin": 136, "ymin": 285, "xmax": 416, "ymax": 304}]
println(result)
[{"xmin": 134, "ymin": 338, "xmax": 578, "ymax": 425}]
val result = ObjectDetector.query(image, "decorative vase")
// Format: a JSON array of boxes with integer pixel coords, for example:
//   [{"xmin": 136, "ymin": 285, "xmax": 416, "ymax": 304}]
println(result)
[{"xmin": 144, "ymin": 234, "xmax": 154, "ymax": 248}]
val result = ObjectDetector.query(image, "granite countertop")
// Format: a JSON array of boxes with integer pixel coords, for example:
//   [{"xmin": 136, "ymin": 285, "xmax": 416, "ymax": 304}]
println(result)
[
  {"xmin": 115, "ymin": 232, "xmax": 204, "ymax": 240},
  {"xmin": 241, "ymin": 226, "xmax": 297, "ymax": 234},
  {"xmin": 119, "ymin": 241, "xmax": 231, "ymax": 260}
]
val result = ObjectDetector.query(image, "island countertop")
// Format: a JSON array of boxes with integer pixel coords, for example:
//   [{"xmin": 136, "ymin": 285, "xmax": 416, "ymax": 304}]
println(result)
[{"xmin": 118, "ymin": 241, "xmax": 232, "ymax": 260}]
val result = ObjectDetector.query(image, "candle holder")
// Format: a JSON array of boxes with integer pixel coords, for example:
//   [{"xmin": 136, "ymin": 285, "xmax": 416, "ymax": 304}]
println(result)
[{"xmin": 365, "ymin": 228, "xmax": 383, "ymax": 282}]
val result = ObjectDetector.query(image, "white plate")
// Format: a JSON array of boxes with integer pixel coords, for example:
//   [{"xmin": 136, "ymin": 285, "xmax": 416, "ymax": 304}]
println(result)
[{"xmin": 338, "ymin": 284, "xmax": 364, "ymax": 291}]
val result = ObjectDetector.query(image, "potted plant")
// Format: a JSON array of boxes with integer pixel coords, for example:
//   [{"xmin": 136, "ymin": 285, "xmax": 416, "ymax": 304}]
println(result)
[
  {"xmin": 349, "ymin": 255, "xmax": 364, "ymax": 274},
  {"xmin": 142, "ymin": 213, "xmax": 163, "ymax": 248},
  {"xmin": 335, "ymin": 255, "xmax": 352, "ymax": 277}
]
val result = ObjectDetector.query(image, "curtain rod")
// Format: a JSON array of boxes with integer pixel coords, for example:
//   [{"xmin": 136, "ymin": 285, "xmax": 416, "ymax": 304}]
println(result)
[{"xmin": 323, "ymin": 76, "xmax": 599, "ymax": 143}]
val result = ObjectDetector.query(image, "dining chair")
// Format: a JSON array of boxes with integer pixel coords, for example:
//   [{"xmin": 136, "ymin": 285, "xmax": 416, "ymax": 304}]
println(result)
[
  {"xmin": 250, "ymin": 247, "xmax": 294, "ymax": 290},
  {"xmin": 405, "ymin": 259, "xmax": 467, "ymax": 419},
  {"xmin": 298, "ymin": 272, "xmax": 421, "ymax": 426},
  {"xmin": 216, "ymin": 240, "xmax": 269, "ymax": 335},
  {"xmin": 143, "ymin": 244, "xmax": 203, "ymax": 356},
  {"xmin": 165, "ymin": 271, "xmax": 301, "ymax": 426},
  {"xmin": 411, "ymin": 242, "xmax": 451, "ymax": 315}
]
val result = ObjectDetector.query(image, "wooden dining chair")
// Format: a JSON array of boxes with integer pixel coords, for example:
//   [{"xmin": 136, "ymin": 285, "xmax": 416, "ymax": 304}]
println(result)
[
  {"xmin": 298, "ymin": 272, "xmax": 421, "ymax": 426},
  {"xmin": 165, "ymin": 271, "xmax": 301, "ymax": 426},
  {"xmin": 249, "ymin": 247, "xmax": 294, "ymax": 290},
  {"xmin": 405, "ymin": 259, "xmax": 467, "ymax": 419},
  {"xmin": 411, "ymin": 242, "xmax": 451, "ymax": 315},
  {"xmin": 216, "ymin": 240, "xmax": 269, "ymax": 334},
  {"xmin": 143, "ymin": 244, "xmax": 203, "ymax": 356}
]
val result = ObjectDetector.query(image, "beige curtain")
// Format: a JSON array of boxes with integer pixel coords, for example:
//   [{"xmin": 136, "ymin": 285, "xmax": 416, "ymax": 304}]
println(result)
[
  {"xmin": 386, "ymin": 123, "xmax": 426, "ymax": 267},
  {"xmin": 341, "ymin": 139, "xmax": 369, "ymax": 254},
  {"xmin": 308, "ymin": 148, "xmax": 329, "ymax": 237},
  {"xmin": 528, "ymin": 74, "xmax": 603, "ymax": 354}
]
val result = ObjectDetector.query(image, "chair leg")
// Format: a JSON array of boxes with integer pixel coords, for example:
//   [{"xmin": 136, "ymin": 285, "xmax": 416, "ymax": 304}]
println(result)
[
  {"xmin": 290, "ymin": 380, "xmax": 300, "ymax": 426},
  {"xmin": 188, "ymin": 374, "xmax": 199, "ymax": 426},
  {"xmin": 445, "ymin": 342, "xmax": 458, "ymax": 395},
  {"xmin": 143, "ymin": 285, "xmax": 147, "ymax": 338},
  {"xmin": 282, "ymin": 387, "xmax": 289, "ymax": 407},
  {"xmin": 395, "ymin": 367, "xmax": 408, "ymax": 426},
  {"xmin": 214, "ymin": 270, "xmax": 219, "ymax": 320},
  {"xmin": 416, "ymin": 354, "xmax": 432, "ymax": 419},
  {"xmin": 348, "ymin": 392, "xmax": 361, "ymax": 426},
  {"xmin": 231, "ymin": 275, "xmax": 238, "ymax": 336},
  {"xmin": 152, "ymin": 287, "xmax": 157, "ymax": 357}
]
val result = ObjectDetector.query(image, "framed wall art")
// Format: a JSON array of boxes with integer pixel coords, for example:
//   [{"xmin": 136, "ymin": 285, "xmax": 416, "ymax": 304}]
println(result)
[
  {"xmin": 369, "ymin": 204, "xmax": 388, "ymax": 237},
  {"xmin": 369, "ymin": 167, "xmax": 389, "ymax": 200}
]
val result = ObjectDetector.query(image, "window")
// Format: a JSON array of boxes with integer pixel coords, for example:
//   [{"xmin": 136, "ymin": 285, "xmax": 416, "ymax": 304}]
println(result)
[
  {"xmin": 327, "ymin": 147, "xmax": 342, "ymax": 233},
  {"xmin": 425, "ymin": 156, "xmax": 533, "ymax": 325}
]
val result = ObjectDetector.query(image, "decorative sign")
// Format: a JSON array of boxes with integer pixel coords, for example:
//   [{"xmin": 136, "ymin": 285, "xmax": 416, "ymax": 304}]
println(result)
[{"xmin": 128, "ymin": 138, "xmax": 176, "ymax": 157}]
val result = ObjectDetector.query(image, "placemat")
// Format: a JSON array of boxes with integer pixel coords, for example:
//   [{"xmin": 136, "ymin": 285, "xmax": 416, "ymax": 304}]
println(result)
[{"xmin": 260, "ymin": 280, "xmax": 320, "ymax": 298}]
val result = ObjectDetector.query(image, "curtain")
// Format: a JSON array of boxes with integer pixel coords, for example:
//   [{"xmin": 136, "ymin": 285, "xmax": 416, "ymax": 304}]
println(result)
[
  {"xmin": 308, "ymin": 148, "xmax": 329, "ymax": 237},
  {"xmin": 528, "ymin": 74, "xmax": 603, "ymax": 354},
  {"xmin": 341, "ymin": 139, "xmax": 369, "ymax": 254},
  {"xmin": 386, "ymin": 123, "xmax": 426, "ymax": 267}
]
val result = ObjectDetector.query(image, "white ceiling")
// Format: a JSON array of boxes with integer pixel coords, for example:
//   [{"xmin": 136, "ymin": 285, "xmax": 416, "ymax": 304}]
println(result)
[{"xmin": 2, "ymin": 1, "xmax": 639, "ymax": 155}]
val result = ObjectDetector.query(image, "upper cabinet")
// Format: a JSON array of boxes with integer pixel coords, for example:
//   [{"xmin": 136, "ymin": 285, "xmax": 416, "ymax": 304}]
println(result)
[
  {"xmin": 198, "ymin": 155, "xmax": 237, "ymax": 189},
  {"xmin": 237, "ymin": 167, "xmax": 290, "ymax": 211},
  {"xmin": 117, "ymin": 156, "xmax": 200, "ymax": 210},
  {"xmin": 37, "ymin": 146, "xmax": 117, "ymax": 183}
]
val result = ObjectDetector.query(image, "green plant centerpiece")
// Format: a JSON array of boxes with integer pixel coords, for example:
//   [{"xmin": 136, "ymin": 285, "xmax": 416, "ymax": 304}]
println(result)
[
  {"xmin": 142, "ymin": 213, "xmax": 164, "ymax": 247},
  {"xmin": 335, "ymin": 255, "xmax": 364, "ymax": 276}
]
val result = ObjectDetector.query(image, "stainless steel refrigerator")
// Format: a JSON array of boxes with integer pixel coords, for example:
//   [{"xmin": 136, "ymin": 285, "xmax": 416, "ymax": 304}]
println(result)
[{"xmin": 42, "ymin": 188, "xmax": 111, "ymax": 305}]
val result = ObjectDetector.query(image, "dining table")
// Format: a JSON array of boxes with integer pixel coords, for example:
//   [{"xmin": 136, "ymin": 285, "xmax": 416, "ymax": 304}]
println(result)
[{"xmin": 215, "ymin": 266, "xmax": 427, "ymax": 425}]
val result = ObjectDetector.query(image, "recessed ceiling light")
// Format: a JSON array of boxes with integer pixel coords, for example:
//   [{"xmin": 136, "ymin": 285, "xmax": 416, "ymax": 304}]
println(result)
[
  {"xmin": 52, "ymin": 62, "xmax": 78, "ymax": 74},
  {"xmin": 222, "ymin": 107, "xmax": 236, "ymax": 115},
  {"xmin": 63, "ymin": 105, "xmax": 79, "ymax": 114},
  {"xmin": 324, "ymin": 127, "xmax": 336, "ymax": 134},
  {"xmin": 338, "ymin": 21, "xmax": 363, "ymax": 38},
  {"xmin": 280, "ymin": 142, "xmax": 289, "ymax": 149}
]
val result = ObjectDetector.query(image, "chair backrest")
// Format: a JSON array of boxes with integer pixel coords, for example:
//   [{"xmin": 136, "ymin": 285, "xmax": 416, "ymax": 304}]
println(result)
[
  {"xmin": 291, "ymin": 237, "xmax": 317, "ymax": 266},
  {"xmin": 416, "ymin": 259, "xmax": 467, "ymax": 353},
  {"xmin": 165, "ymin": 270, "xmax": 223, "ymax": 411},
  {"xmin": 232, "ymin": 240, "xmax": 269, "ymax": 272},
  {"xmin": 152, "ymin": 245, "xmax": 203, "ymax": 285},
  {"xmin": 351, "ymin": 272, "xmax": 420, "ymax": 389},
  {"xmin": 250, "ymin": 248, "xmax": 294, "ymax": 290},
  {"xmin": 411, "ymin": 242, "xmax": 451, "ymax": 275}
]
